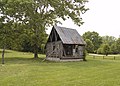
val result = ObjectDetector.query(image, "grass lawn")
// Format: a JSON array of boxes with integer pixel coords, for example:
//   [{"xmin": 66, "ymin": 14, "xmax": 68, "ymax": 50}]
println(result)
[{"xmin": 0, "ymin": 49, "xmax": 120, "ymax": 86}]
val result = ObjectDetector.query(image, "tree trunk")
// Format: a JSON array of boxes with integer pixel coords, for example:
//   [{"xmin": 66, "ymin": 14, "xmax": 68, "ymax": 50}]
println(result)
[
  {"xmin": 2, "ymin": 46, "xmax": 5, "ymax": 64},
  {"xmin": 34, "ymin": 44, "xmax": 38, "ymax": 58}
]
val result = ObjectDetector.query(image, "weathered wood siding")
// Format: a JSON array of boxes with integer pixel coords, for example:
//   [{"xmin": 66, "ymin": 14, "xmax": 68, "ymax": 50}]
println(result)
[
  {"xmin": 46, "ymin": 41, "xmax": 63, "ymax": 58},
  {"xmin": 46, "ymin": 43, "xmax": 85, "ymax": 61},
  {"xmin": 77, "ymin": 45, "xmax": 85, "ymax": 59}
]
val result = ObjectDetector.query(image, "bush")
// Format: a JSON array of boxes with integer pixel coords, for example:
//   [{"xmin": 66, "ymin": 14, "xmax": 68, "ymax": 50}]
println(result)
[{"xmin": 83, "ymin": 50, "xmax": 87, "ymax": 61}]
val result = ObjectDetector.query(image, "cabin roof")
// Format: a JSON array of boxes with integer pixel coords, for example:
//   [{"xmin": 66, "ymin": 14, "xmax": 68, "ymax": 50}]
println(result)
[{"xmin": 53, "ymin": 26, "xmax": 86, "ymax": 45}]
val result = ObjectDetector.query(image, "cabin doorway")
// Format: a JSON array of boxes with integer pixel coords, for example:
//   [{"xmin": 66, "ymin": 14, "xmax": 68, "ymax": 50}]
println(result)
[{"xmin": 63, "ymin": 45, "xmax": 73, "ymax": 56}]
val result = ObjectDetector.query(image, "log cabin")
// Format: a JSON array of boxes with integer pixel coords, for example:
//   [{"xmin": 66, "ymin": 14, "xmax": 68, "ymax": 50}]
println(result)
[{"xmin": 45, "ymin": 26, "xmax": 86, "ymax": 61}]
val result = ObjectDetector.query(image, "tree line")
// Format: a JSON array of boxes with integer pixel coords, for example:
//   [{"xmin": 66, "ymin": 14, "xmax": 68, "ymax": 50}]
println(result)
[{"xmin": 83, "ymin": 31, "xmax": 120, "ymax": 55}]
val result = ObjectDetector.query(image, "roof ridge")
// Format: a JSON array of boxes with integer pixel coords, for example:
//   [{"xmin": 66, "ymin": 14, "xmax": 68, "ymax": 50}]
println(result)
[{"xmin": 54, "ymin": 25, "xmax": 76, "ymax": 31}]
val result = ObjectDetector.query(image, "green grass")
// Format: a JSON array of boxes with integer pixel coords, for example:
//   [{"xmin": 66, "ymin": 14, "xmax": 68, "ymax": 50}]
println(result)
[{"xmin": 1, "ymin": 49, "xmax": 120, "ymax": 86}]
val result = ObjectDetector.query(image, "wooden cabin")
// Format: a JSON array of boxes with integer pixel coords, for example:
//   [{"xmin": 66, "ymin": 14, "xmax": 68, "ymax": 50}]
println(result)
[{"xmin": 45, "ymin": 26, "xmax": 86, "ymax": 61}]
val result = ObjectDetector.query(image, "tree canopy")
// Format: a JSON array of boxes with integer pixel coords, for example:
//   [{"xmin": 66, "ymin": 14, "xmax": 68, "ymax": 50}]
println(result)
[
  {"xmin": 102, "ymin": 36, "xmax": 116, "ymax": 46},
  {"xmin": 83, "ymin": 31, "xmax": 102, "ymax": 53},
  {"xmin": 83, "ymin": 32, "xmax": 120, "ymax": 55},
  {"xmin": 85, "ymin": 39, "xmax": 94, "ymax": 53}
]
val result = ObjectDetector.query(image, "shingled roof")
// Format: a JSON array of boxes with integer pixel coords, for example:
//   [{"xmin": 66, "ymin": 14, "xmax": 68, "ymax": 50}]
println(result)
[{"xmin": 53, "ymin": 26, "xmax": 86, "ymax": 45}]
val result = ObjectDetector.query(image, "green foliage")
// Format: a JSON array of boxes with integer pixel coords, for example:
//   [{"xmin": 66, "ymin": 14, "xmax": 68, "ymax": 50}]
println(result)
[
  {"xmin": 97, "ymin": 44, "xmax": 110, "ymax": 55},
  {"xmin": 85, "ymin": 39, "xmax": 94, "ymax": 53},
  {"xmin": 83, "ymin": 32, "xmax": 120, "ymax": 55},
  {"xmin": 83, "ymin": 50, "xmax": 87, "ymax": 61},
  {"xmin": 0, "ymin": 21, "xmax": 19, "ymax": 49},
  {"xmin": 102, "ymin": 44, "xmax": 110, "ymax": 56},
  {"xmin": 108, "ymin": 38, "xmax": 120, "ymax": 54},
  {"xmin": 83, "ymin": 31, "xmax": 102, "ymax": 53},
  {"xmin": 110, "ymin": 43, "xmax": 118, "ymax": 54},
  {"xmin": 97, "ymin": 48, "xmax": 103, "ymax": 54},
  {"xmin": 116, "ymin": 38, "xmax": 120, "ymax": 54},
  {"xmin": 102, "ymin": 36, "xmax": 116, "ymax": 46}
]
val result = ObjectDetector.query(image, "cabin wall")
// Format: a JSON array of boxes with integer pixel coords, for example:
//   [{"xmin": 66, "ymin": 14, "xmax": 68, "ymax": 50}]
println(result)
[
  {"xmin": 46, "ymin": 41, "xmax": 63, "ymax": 58},
  {"xmin": 46, "ymin": 41, "xmax": 85, "ymax": 61},
  {"xmin": 77, "ymin": 45, "xmax": 85, "ymax": 58}
]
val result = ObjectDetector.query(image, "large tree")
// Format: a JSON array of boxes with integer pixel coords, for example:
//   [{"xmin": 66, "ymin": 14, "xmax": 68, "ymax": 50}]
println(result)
[
  {"xmin": 85, "ymin": 39, "xmax": 94, "ymax": 53},
  {"xmin": 102, "ymin": 44, "xmax": 110, "ymax": 56},
  {"xmin": 102, "ymin": 36, "xmax": 116, "ymax": 46},
  {"xmin": 0, "ymin": 1, "xmax": 25, "ymax": 63},
  {"xmin": 97, "ymin": 44, "xmax": 110, "ymax": 56},
  {"xmin": 0, "ymin": 19, "xmax": 21, "ymax": 64},
  {"xmin": 0, "ymin": 0, "xmax": 88, "ymax": 58},
  {"xmin": 83, "ymin": 31, "xmax": 102, "ymax": 53}
]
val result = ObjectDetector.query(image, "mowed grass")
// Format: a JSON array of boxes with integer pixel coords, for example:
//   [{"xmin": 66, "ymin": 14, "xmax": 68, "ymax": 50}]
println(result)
[{"xmin": 1, "ymin": 49, "xmax": 120, "ymax": 86}]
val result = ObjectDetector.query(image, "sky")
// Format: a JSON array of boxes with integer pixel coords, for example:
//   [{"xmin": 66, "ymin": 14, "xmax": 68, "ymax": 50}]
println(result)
[{"xmin": 47, "ymin": 0, "xmax": 120, "ymax": 38}]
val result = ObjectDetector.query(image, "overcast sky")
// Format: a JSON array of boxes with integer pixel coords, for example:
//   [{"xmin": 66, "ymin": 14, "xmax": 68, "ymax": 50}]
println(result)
[{"xmin": 47, "ymin": 0, "xmax": 120, "ymax": 38}]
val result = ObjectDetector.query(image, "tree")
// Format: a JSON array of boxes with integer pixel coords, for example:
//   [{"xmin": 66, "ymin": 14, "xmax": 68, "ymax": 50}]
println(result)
[
  {"xmin": 97, "ymin": 44, "xmax": 110, "ymax": 55},
  {"xmin": 83, "ymin": 31, "xmax": 102, "ymax": 53},
  {"xmin": 109, "ymin": 38, "xmax": 120, "ymax": 54},
  {"xmin": 0, "ymin": 17, "xmax": 5, "ymax": 64},
  {"xmin": 110, "ymin": 42, "xmax": 118, "ymax": 54},
  {"xmin": 101, "ymin": 44, "xmax": 110, "ymax": 56},
  {"xmin": 0, "ymin": 20, "xmax": 20, "ymax": 64},
  {"xmin": 85, "ymin": 39, "xmax": 94, "ymax": 53},
  {"xmin": 102, "ymin": 36, "xmax": 116, "ymax": 46},
  {"xmin": 0, "ymin": 0, "xmax": 26, "ymax": 63},
  {"xmin": 0, "ymin": 0, "xmax": 88, "ymax": 58},
  {"xmin": 116, "ymin": 38, "xmax": 120, "ymax": 54}
]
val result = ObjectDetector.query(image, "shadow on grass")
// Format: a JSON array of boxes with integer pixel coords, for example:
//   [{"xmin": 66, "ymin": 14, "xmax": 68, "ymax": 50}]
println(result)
[
  {"xmin": 0, "ymin": 57, "xmax": 45, "ymax": 65},
  {"xmin": 0, "ymin": 51, "xmax": 12, "ymax": 53},
  {"xmin": 0, "ymin": 57, "xmax": 116, "ymax": 69}
]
